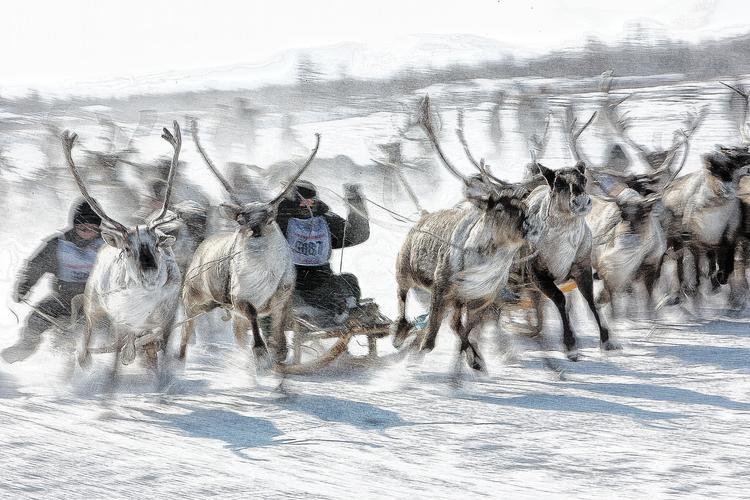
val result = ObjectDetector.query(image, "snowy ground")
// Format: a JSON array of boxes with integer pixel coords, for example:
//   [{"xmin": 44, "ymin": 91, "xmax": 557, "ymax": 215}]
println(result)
[
  {"xmin": 1, "ymin": 309, "xmax": 749, "ymax": 498},
  {"xmin": 2, "ymin": 78, "xmax": 750, "ymax": 498}
]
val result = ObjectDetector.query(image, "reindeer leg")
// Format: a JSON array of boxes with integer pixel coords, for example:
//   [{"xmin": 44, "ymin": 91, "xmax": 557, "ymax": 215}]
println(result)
[
  {"xmin": 269, "ymin": 292, "xmax": 292, "ymax": 364},
  {"xmin": 531, "ymin": 266, "xmax": 579, "ymax": 360},
  {"xmin": 728, "ymin": 240, "xmax": 749, "ymax": 311},
  {"xmin": 676, "ymin": 241, "xmax": 696, "ymax": 297},
  {"xmin": 717, "ymin": 235, "xmax": 736, "ymax": 286},
  {"xmin": 78, "ymin": 312, "xmax": 97, "ymax": 369},
  {"xmin": 694, "ymin": 246, "xmax": 707, "ymax": 295},
  {"xmin": 420, "ymin": 277, "xmax": 448, "ymax": 353},
  {"xmin": 144, "ymin": 341, "xmax": 159, "ymax": 374},
  {"xmin": 178, "ymin": 297, "xmax": 214, "ymax": 361},
  {"xmin": 104, "ymin": 327, "xmax": 124, "ymax": 395},
  {"xmin": 640, "ymin": 263, "xmax": 660, "ymax": 317},
  {"xmin": 706, "ymin": 248, "xmax": 721, "ymax": 292},
  {"xmin": 392, "ymin": 285, "xmax": 413, "ymax": 348},
  {"xmin": 239, "ymin": 302, "xmax": 270, "ymax": 370},
  {"xmin": 571, "ymin": 259, "xmax": 617, "ymax": 351},
  {"xmin": 232, "ymin": 312, "xmax": 250, "ymax": 348},
  {"xmin": 459, "ymin": 302, "xmax": 487, "ymax": 373},
  {"xmin": 449, "ymin": 305, "xmax": 465, "ymax": 380}
]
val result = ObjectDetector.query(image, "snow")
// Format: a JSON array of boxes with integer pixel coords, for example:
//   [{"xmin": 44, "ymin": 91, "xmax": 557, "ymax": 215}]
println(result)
[
  {"xmin": 2, "ymin": 312, "xmax": 749, "ymax": 498},
  {"xmin": 2, "ymin": 78, "xmax": 750, "ymax": 498}
]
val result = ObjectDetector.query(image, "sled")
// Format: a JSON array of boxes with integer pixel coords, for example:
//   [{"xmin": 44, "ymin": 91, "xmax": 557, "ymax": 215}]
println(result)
[{"xmin": 274, "ymin": 298, "xmax": 409, "ymax": 375}]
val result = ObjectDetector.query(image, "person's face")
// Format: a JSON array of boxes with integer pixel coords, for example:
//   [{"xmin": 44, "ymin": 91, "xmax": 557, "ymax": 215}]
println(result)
[{"xmin": 75, "ymin": 223, "xmax": 100, "ymax": 240}]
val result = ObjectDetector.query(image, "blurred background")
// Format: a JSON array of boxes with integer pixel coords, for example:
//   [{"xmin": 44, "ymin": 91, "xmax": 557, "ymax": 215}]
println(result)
[{"xmin": 1, "ymin": 0, "xmax": 750, "ymax": 319}]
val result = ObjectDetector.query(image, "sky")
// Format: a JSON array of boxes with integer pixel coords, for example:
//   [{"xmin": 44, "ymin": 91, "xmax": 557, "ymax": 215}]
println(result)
[{"xmin": 1, "ymin": 0, "xmax": 749, "ymax": 90}]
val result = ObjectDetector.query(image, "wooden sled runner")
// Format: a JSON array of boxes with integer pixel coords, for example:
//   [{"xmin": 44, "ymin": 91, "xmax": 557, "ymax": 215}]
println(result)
[{"xmin": 274, "ymin": 298, "xmax": 402, "ymax": 375}]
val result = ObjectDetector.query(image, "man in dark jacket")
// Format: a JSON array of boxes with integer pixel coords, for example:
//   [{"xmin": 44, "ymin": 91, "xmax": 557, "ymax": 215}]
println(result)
[
  {"xmin": 2, "ymin": 201, "xmax": 103, "ymax": 363},
  {"xmin": 275, "ymin": 180, "xmax": 370, "ymax": 324}
]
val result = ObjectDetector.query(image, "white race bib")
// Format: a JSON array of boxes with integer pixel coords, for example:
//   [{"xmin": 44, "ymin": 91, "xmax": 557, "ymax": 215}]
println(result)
[
  {"xmin": 57, "ymin": 238, "xmax": 102, "ymax": 282},
  {"xmin": 286, "ymin": 216, "xmax": 332, "ymax": 266}
]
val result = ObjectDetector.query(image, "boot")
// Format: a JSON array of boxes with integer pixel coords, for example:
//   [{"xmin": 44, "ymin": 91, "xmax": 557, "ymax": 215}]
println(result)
[{"xmin": 1, "ymin": 335, "xmax": 41, "ymax": 364}]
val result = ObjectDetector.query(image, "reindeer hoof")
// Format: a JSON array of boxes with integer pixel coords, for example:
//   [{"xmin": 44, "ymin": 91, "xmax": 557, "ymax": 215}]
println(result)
[
  {"xmin": 566, "ymin": 349, "xmax": 580, "ymax": 362},
  {"xmin": 419, "ymin": 337, "xmax": 436, "ymax": 353},
  {"xmin": 465, "ymin": 353, "xmax": 487, "ymax": 373},
  {"xmin": 391, "ymin": 318, "xmax": 413, "ymax": 349},
  {"xmin": 681, "ymin": 284, "xmax": 697, "ymax": 298},
  {"xmin": 601, "ymin": 340, "xmax": 622, "ymax": 352},
  {"xmin": 662, "ymin": 294, "xmax": 681, "ymax": 307},
  {"xmin": 462, "ymin": 342, "xmax": 487, "ymax": 373},
  {"xmin": 253, "ymin": 345, "xmax": 272, "ymax": 371}
]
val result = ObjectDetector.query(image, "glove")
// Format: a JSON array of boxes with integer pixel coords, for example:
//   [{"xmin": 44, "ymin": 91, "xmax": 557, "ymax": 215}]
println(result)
[{"xmin": 343, "ymin": 183, "xmax": 364, "ymax": 201}]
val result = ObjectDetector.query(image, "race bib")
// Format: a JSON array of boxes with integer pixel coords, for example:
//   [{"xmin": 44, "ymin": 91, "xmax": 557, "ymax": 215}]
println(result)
[
  {"xmin": 57, "ymin": 238, "xmax": 103, "ymax": 283},
  {"xmin": 286, "ymin": 216, "xmax": 332, "ymax": 266}
]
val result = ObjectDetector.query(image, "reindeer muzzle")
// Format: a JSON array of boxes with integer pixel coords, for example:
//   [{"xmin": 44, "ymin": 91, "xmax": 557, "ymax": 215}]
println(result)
[{"xmin": 570, "ymin": 194, "xmax": 592, "ymax": 215}]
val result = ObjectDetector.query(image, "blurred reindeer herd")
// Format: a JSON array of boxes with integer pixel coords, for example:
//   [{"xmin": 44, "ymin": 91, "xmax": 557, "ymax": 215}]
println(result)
[{"xmin": 2, "ymin": 72, "xmax": 750, "ymax": 381}]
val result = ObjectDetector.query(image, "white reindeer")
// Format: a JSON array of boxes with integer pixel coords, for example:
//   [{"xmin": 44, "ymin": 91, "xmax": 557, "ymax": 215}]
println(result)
[
  {"xmin": 179, "ymin": 120, "xmax": 320, "ymax": 368},
  {"xmin": 64, "ymin": 122, "xmax": 183, "ymax": 387}
]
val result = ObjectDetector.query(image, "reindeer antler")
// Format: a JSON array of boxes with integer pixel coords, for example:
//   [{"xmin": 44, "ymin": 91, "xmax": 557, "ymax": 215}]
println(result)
[
  {"xmin": 61, "ymin": 131, "xmax": 128, "ymax": 235},
  {"xmin": 562, "ymin": 106, "xmax": 596, "ymax": 163},
  {"xmin": 528, "ymin": 112, "xmax": 552, "ymax": 163},
  {"xmin": 417, "ymin": 95, "xmax": 473, "ymax": 185},
  {"xmin": 652, "ymin": 106, "xmax": 706, "ymax": 176},
  {"xmin": 151, "ymin": 121, "xmax": 182, "ymax": 223},
  {"xmin": 191, "ymin": 119, "xmax": 243, "ymax": 205},
  {"xmin": 269, "ymin": 133, "xmax": 321, "ymax": 205},
  {"xmin": 720, "ymin": 81, "xmax": 750, "ymax": 144},
  {"xmin": 604, "ymin": 93, "xmax": 654, "ymax": 164},
  {"xmin": 455, "ymin": 109, "xmax": 507, "ymax": 187}
]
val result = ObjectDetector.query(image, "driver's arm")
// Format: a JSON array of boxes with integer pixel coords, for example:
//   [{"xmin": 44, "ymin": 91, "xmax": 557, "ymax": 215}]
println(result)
[{"xmin": 327, "ymin": 184, "xmax": 370, "ymax": 249}]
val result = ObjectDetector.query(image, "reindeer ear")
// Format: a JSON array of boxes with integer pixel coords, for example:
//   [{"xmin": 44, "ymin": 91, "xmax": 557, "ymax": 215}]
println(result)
[
  {"xmin": 101, "ymin": 228, "xmax": 127, "ymax": 249},
  {"xmin": 218, "ymin": 203, "xmax": 242, "ymax": 221},
  {"xmin": 537, "ymin": 163, "xmax": 556, "ymax": 187},
  {"xmin": 575, "ymin": 161, "xmax": 586, "ymax": 175}
]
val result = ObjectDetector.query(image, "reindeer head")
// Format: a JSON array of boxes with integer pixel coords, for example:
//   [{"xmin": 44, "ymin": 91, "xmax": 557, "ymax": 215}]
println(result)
[
  {"xmin": 704, "ymin": 145, "xmax": 750, "ymax": 186},
  {"xmin": 463, "ymin": 175, "xmax": 537, "ymax": 244},
  {"xmin": 62, "ymin": 122, "xmax": 182, "ymax": 290},
  {"xmin": 191, "ymin": 120, "xmax": 320, "ymax": 238},
  {"xmin": 612, "ymin": 189, "xmax": 663, "ymax": 234},
  {"xmin": 537, "ymin": 162, "xmax": 592, "ymax": 216},
  {"xmin": 218, "ymin": 201, "xmax": 278, "ymax": 238},
  {"xmin": 416, "ymin": 96, "xmax": 541, "ymax": 246},
  {"xmin": 103, "ymin": 225, "xmax": 177, "ymax": 289},
  {"xmin": 494, "ymin": 187, "xmax": 539, "ymax": 246}
]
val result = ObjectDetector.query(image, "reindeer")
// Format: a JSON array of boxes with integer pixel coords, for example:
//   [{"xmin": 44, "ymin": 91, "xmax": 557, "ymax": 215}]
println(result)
[
  {"xmin": 500, "ymin": 101, "xmax": 615, "ymax": 359},
  {"xmin": 662, "ymin": 145, "xmax": 750, "ymax": 298},
  {"xmin": 586, "ymin": 189, "xmax": 668, "ymax": 316},
  {"xmin": 732, "ymin": 174, "xmax": 750, "ymax": 309},
  {"xmin": 720, "ymin": 81, "xmax": 750, "ymax": 309},
  {"xmin": 178, "ymin": 120, "xmax": 320, "ymax": 367},
  {"xmin": 565, "ymin": 103, "xmax": 689, "ymax": 315},
  {"xmin": 64, "ymin": 122, "xmax": 183, "ymax": 386},
  {"xmin": 519, "ymin": 158, "xmax": 618, "ymax": 360},
  {"xmin": 392, "ymin": 96, "xmax": 540, "ymax": 371}
]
